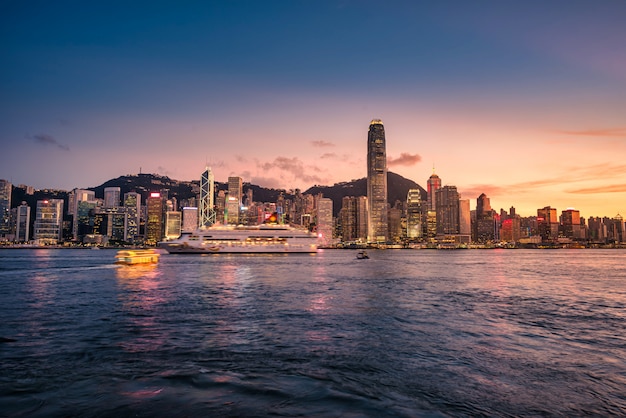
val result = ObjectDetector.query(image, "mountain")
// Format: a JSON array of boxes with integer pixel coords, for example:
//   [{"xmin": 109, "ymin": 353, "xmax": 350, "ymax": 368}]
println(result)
[
  {"xmin": 305, "ymin": 172, "xmax": 427, "ymax": 217},
  {"xmin": 28, "ymin": 172, "xmax": 425, "ymax": 218}
]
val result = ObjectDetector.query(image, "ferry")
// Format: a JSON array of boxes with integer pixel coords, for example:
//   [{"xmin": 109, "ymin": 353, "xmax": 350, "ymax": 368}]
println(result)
[
  {"xmin": 159, "ymin": 224, "xmax": 319, "ymax": 254},
  {"xmin": 115, "ymin": 249, "xmax": 160, "ymax": 265}
]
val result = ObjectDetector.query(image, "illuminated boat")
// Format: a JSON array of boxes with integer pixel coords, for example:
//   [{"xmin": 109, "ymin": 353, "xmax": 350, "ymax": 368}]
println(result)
[
  {"xmin": 159, "ymin": 224, "xmax": 319, "ymax": 254},
  {"xmin": 115, "ymin": 249, "xmax": 160, "ymax": 265}
]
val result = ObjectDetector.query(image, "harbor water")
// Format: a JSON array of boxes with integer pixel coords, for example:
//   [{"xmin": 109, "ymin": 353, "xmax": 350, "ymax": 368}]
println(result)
[{"xmin": 1, "ymin": 249, "xmax": 625, "ymax": 417}]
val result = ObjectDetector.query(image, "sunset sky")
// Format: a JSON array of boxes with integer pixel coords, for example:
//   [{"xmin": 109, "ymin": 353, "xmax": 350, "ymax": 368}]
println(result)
[{"xmin": 1, "ymin": 1, "xmax": 625, "ymax": 217}]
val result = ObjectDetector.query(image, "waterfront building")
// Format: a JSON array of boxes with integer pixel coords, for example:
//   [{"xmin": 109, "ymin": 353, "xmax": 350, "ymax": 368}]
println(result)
[
  {"xmin": 93, "ymin": 208, "xmax": 126, "ymax": 243},
  {"xmin": 215, "ymin": 190, "xmax": 226, "ymax": 224},
  {"xmin": 104, "ymin": 187, "xmax": 121, "ymax": 208},
  {"xmin": 146, "ymin": 192, "xmax": 164, "ymax": 245},
  {"xmin": 500, "ymin": 217, "xmax": 522, "ymax": 242},
  {"xmin": 406, "ymin": 189, "xmax": 423, "ymax": 239},
  {"xmin": 367, "ymin": 119, "xmax": 388, "ymax": 242},
  {"xmin": 227, "ymin": 176, "xmax": 242, "ymax": 225},
  {"xmin": 123, "ymin": 192, "xmax": 141, "ymax": 242},
  {"xmin": 537, "ymin": 206, "xmax": 559, "ymax": 242},
  {"xmin": 68, "ymin": 189, "xmax": 96, "ymax": 240},
  {"xmin": 316, "ymin": 197, "xmax": 333, "ymax": 246},
  {"xmin": 182, "ymin": 207, "xmax": 198, "ymax": 232},
  {"xmin": 339, "ymin": 196, "xmax": 368, "ymax": 243},
  {"xmin": 474, "ymin": 193, "xmax": 495, "ymax": 243},
  {"xmin": 15, "ymin": 202, "xmax": 30, "ymax": 242},
  {"xmin": 388, "ymin": 206, "xmax": 403, "ymax": 242},
  {"xmin": 561, "ymin": 208, "xmax": 583, "ymax": 240},
  {"xmin": 436, "ymin": 186, "xmax": 460, "ymax": 235},
  {"xmin": 34, "ymin": 199, "xmax": 64, "ymax": 245},
  {"xmin": 199, "ymin": 167, "xmax": 216, "ymax": 227},
  {"xmin": 426, "ymin": 171, "xmax": 441, "ymax": 238},
  {"xmin": 0, "ymin": 179, "xmax": 11, "ymax": 238},
  {"xmin": 459, "ymin": 199, "xmax": 471, "ymax": 237},
  {"xmin": 165, "ymin": 211, "xmax": 182, "ymax": 240}
]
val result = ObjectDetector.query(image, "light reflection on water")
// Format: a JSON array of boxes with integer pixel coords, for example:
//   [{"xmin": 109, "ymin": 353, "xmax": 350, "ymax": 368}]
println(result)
[{"xmin": 0, "ymin": 248, "xmax": 625, "ymax": 417}]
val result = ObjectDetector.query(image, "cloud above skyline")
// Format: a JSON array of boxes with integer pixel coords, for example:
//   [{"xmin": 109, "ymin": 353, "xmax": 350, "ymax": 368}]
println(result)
[
  {"xmin": 29, "ymin": 134, "xmax": 70, "ymax": 151},
  {"xmin": 387, "ymin": 153, "xmax": 422, "ymax": 167}
]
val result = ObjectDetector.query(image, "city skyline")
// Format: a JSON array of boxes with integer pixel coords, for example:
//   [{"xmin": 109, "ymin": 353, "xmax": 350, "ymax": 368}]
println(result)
[{"xmin": 1, "ymin": 1, "xmax": 625, "ymax": 218}]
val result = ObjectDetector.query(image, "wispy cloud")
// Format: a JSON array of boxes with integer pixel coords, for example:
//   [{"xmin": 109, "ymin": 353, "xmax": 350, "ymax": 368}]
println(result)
[
  {"xmin": 257, "ymin": 156, "xmax": 328, "ymax": 185},
  {"xmin": 320, "ymin": 153, "xmax": 337, "ymax": 159},
  {"xmin": 555, "ymin": 128, "xmax": 626, "ymax": 137},
  {"xmin": 29, "ymin": 133, "xmax": 70, "ymax": 151},
  {"xmin": 387, "ymin": 153, "xmax": 421, "ymax": 167},
  {"xmin": 566, "ymin": 184, "xmax": 626, "ymax": 194},
  {"xmin": 311, "ymin": 140, "xmax": 335, "ymax": 148},
  {"xmin": 459, "ymin": 184, "xmax": 506, "ymax": 198}
]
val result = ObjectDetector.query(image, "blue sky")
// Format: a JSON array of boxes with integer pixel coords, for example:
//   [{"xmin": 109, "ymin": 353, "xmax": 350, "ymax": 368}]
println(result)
[{"xmin": 1, "ymin": 1, "xmax": 625, "ymax": 216}]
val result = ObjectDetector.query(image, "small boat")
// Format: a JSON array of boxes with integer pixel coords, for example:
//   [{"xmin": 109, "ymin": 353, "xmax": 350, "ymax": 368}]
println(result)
[
  {"xmin": 356, "ymin": 250, "xmax": 369, "ymax": 259},
  {"xmin": 115, "ymin": 249, "xmax": 160, "ymax": 265}
]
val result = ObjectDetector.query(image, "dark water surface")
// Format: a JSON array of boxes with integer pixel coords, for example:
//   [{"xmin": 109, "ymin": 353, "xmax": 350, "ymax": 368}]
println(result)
[{"xmin": 1, "ymin": 249, "xmax": 625, "ymax": 417}]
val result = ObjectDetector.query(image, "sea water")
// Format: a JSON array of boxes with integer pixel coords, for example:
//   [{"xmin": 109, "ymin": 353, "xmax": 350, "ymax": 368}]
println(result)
[{"xmin": 0, "ymin": 248, "xmax": 625, "ymax": 417}]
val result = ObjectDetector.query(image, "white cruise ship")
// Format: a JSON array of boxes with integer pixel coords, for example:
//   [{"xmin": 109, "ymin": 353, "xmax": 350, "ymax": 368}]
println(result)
[{"xmin": 159, "ymin": 224, "xmax": 319, "ymax": 254}]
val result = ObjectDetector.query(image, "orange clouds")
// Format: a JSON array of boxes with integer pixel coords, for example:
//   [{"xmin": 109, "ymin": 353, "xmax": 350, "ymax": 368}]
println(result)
[{"xmin": 556, "ymin": 128, "xmax": 626, "ymax": 137}]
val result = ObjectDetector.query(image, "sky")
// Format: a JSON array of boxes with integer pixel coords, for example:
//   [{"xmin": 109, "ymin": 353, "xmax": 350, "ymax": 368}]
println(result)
[{"xmin": 1, "ymin": 0, "xmax": 625, "ymax": 218}]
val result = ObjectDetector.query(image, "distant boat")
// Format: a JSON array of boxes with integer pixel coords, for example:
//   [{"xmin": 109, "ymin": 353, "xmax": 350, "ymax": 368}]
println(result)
[
  {"xmin": 115, "ymin": 249, "xmax": 160, "ymax": 265},
  {"xmin": 356, "ymin": 250, "xmax": 369, "ymax": 259}
]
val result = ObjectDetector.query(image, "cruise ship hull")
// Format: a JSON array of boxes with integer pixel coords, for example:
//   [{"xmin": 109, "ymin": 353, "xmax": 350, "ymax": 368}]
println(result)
[{"xmin": 159, "ymin": 225, "xmax": 319, "ymax": 254}]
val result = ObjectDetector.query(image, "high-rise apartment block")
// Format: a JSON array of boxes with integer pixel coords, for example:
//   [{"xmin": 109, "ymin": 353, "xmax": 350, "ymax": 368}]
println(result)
[
  {"xmin": 123, "ymin": 192, "xmax": 141, "ymax": 242},
  {"xmin": 537, "ymin": 206, "xmax": 559, "ymax": 242},
  {"xmin": 367, "ymin": 119, "xmax": 388, "ymax": 242},
  {"xmin": 316, "ymin": 197, "xmax": 333, "ymax": 246},
  {"xmin": 436, "ymin": 186, "xmax": 460, "ymax": 235}
]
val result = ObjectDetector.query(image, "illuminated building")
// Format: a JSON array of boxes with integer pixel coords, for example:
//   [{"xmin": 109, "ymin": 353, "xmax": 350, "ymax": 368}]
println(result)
[
  {"xmin": 436, "ymin": 186, "xmax": 459, "ymax": 235},
  {"xmin": 406, "ymin": 189, "xmax": 423, "ymax": 239},
  {"xmin": 537, "ymin": 206, "xmax": 559, "ymax": 242},
  {"xmin": 165, "ymin": 211, "xmax": 182, "ymax": 240},
  {"xmin": 146, "ymin": 192, "xmax": 164, "ymax": 245},
  {"xmin": 0, "ymin": 179, "xmax": 11, "ymax": 237},
  {"xmin": 216, "ymin": 190, "xmax": 226, "ymax": 224},
  {"xmin": 340, "ymin": 196, "xmax": 368, "ymax": 242},
  {"xmin": 15, "ymin": 202, "xmax": 30, "ymax": 242},
  {"xmin": 182, "ymin": 207, "xmax": 198, "ymax": 232},
  {"xmin": 367, "ymin": 119, "xmax": 388, "ymax": 242},
  {"xmin": 316, "ymin": 197, "xmax": 333, "ymax": 246},
  {"xmin": 474, "ymin": 193, "xmax": 495, "ymax": 243},
  {"xmin": 68, "ymin": 189, "xmax": 96, "ymax": 241},
  {"xmin": 388, "ymin": 206, "xmax": 403, "ymax": 242},
  {"xmin": 200, "ymin": 167, "xmax": 216, "ymax": 227},
  {"xmin": 123, "ymin": 192, "xmax": 141, "ymax": 242},
  {"xmin": 104, "ymin": 187, "xmax": 121, "ymax": 208},
  {"xmin": 426, "ymin": 171, "xmax": 441, "ymax": 238},
  {"xmin": 34, "ymin": 199, "xmax": 64, "ymax": 244},
  {"xmin": 227, "ymin": 176, "xmax": 242, "ymax": 225}
]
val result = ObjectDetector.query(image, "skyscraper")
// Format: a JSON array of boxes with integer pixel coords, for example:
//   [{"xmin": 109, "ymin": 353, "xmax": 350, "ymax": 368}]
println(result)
[
  {"xmin": 199, "ymin": 167, "xmax": 215, "ymax": 227},
  {"xmin": 15, "ymin": 202, "xmax": 30, "ymax": 242},
  {"xmin": 406, "ymin": 189, "xmax": 423, "ymax": 239},
  {"xmin": 316, "ymin": 197, "xmax": 333, "ymax": 246},
  {"xmin": 146, "ymin": 192, "xmax": 164, "ymax": 245},
  {"xmin": 436, "ymin": 186, "xmax": 460, "ymax": 235},
  {"xmin": 0, "ymin": 179, "xmax": 11, "ymax": 237},
  {"xmin": 227, "ymin": 176, "xmax": 242, "ymax": 225},
  {"xmin": 426, "ymin": 171, "xmax": 441, "ymax": 238},
  {"xmin": 367, "ymin": 119, "xmax": 388, "ymax": 242},
  {"xmin": 104, "ymin": 187, "xmax": 121, "ymax": 208},
  {"xmin": 34, "ymin": 199, "xmax": 64, "ymax": 245},
  {"xmin": 123, "ymin": 192, "xmax": 141, "ymax": 242}
]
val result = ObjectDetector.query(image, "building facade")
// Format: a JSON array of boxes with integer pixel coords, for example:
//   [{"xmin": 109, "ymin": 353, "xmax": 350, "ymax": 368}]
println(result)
[
  {"xmin": 227, "ymin": 176, "xmax": 242, "ymax": 225},
  {"xmin": 366, "ymin": 119, "xmax": 388, "ymax": 242},
  {"xmin": 200, "ymin": 167, "xmax": 216, "ymax": 227},
  {"xmin": 0, "ymin": 179, "xmax": 11, "ymax": 238},
  {"xmin": 34, "ymin": 199, "xmax": 64, "ymax": 244}
]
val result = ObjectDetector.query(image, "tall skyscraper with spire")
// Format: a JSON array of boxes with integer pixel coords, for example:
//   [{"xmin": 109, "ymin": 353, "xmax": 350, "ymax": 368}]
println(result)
[
  {"xmin": 367, "ymin": 119, "xmax": 388, "ymax": 242},
  {"xmin": 200, "ymin": 167, "xmax": 216, "ymax": 227}
]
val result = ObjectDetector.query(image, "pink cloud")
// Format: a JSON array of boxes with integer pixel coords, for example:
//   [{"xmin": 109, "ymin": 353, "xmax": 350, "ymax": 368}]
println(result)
[
  {"xmin": 311, "ymin": 140, "xmax": 335, "ymax": 148},
  {"xmin": 387, "ymin": 153, "xmax": 422, "ymax": 167}
]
